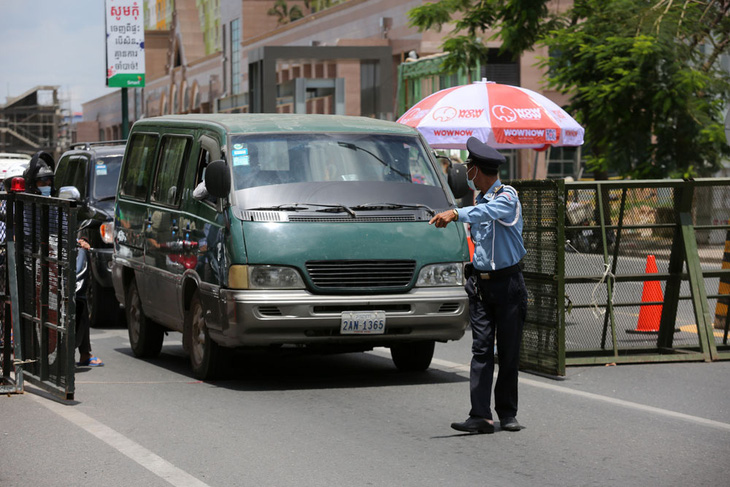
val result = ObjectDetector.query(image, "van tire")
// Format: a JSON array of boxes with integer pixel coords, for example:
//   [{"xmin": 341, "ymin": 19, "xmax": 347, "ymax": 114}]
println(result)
[
  {"xmin": 186, "ymin": 290, "xmax": 227, "ymax": 380},
  {"xmin": 390, "ymin": 341, "xmax": 435, "ymax": 371},
  {"xmin": 125, "ymin": 279, "xmax": 164, "ymax": 358}
]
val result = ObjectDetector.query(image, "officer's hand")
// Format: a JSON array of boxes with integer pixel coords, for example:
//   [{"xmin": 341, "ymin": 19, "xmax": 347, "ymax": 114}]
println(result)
[{"xmin": 429, "ymin": 210, "xmax": 456, "ymax": 228}]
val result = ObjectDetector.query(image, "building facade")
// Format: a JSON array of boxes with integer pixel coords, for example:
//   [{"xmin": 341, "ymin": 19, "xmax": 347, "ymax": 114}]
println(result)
[{"xmin": 79, "ymin": 0, "xmax": 578, "ymax": 178}]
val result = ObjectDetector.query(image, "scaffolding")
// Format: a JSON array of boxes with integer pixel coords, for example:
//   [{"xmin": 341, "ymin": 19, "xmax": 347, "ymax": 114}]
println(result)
[{"xmin": 0, "ymin": 86, "xmax": 66, "ymax": 158}]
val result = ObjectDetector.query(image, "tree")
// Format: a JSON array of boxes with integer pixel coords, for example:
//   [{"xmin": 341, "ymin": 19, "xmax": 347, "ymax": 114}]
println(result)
[
  {"xmin": 267, "ymin": 0, "xmax": 339, "ymax": 26},
  {"xmin": 267, "ymin": 0, "xmax": 305, "ymax": 25},
  {"xmin": 408, "ymin": 0, "xmax": 730, "ymax": 178}
]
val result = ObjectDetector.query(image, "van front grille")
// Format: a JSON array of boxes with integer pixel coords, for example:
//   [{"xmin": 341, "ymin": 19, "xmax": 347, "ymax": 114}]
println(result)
[
  {"xmin": 289, "ymin": 215, "xmax": 416, "ymax": 223},
  {"xmin": 306, "ymin": 260, "xmax": 416, "ymax": 289}
]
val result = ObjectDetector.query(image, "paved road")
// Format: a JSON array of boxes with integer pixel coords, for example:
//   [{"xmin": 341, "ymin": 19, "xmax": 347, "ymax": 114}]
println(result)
[{"xmin": 2, "ymin": 327, "xmax": 729, "ymax": 487}]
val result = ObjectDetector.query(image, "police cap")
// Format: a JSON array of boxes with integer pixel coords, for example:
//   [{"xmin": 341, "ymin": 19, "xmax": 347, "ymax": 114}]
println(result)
[{"xmin": 466, "ymin": 137, "xmax": 505, "ymax": 172}]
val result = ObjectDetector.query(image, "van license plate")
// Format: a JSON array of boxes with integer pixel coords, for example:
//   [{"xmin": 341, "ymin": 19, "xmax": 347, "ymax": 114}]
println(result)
[{"xmin": 340, "ymin": 311, "xmax": 386, "ymax": 335}]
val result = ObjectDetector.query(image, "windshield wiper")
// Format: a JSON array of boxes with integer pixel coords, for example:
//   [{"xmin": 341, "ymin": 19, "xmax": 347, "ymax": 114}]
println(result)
[
  {"xmin": 337, "ymin": 142, "xmax": 411, "ymax": 182},
  {"xmin": 248, "ymin": 203, "xmax": 356, "ymax": 217},
  {"xmin": 308, "ymin": 203, "xmax": 356, "ymax": 218},
  {"xmin": 248, "ymin": 204, "xmax": 311, "ymax": 212},
  {"xmin": 350, "ymin": 203, "xmax": 436, "ymax": 216}
]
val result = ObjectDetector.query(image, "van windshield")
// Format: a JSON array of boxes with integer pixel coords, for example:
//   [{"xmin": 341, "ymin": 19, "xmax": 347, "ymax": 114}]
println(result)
[
  {"xmin": 228, "ymin": 133, "xmax": 449, "ymax": 210},
  {"xmin": 229, "ymin": 133, "xmax": 441, "ymax": 189}
]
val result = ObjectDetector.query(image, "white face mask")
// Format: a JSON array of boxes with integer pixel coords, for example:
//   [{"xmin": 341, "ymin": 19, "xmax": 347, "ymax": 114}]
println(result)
[
  {"xmin": 38, "ymin": 185, "xmax": 52, "ymax": 197},
  {"xmin": 467, "ymin": 165, "xmax": 478, "ymax": 191}
]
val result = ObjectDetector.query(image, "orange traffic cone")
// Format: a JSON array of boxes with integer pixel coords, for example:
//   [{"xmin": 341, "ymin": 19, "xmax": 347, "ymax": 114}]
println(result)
[{"xmin": 628, "ymin": 255, "xmax": 663, "ymax": 334}]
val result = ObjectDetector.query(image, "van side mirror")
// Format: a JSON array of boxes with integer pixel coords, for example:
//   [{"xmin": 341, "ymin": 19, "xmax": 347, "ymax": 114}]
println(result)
[
  {"xmin": 204, "ymin": 160, "xmax": 231, "ymax": 199},
  {"xmin": 447, "ymin": 163, "xmax": 470, "ymax": 199}
]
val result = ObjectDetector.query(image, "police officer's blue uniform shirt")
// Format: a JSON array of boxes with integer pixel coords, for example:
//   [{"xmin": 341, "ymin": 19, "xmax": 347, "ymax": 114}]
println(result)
[{"xmin": 456, "ymin": 179, "xmax": 527, "ymax": 271}]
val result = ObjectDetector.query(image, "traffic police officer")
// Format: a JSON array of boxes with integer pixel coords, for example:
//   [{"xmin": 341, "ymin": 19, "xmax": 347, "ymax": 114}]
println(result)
[{"xmin": 430, "ymin": 137, "xmax": 527, "ymax": 434}]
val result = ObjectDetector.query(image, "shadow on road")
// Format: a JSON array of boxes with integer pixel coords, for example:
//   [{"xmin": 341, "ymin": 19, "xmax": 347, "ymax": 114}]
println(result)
[{"xmin": 113, "ymin": 343, "xmax": 468, "ymax": 392}]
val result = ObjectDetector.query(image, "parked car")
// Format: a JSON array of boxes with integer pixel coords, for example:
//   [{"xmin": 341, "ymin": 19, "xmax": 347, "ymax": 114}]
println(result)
[
  {"xmin": 0, "ymin": 153, "xmax": 31, "ymax": 186},
  {"xmin": 112, "ymin": 114, "xmax": 471, "ymax": 379},
  {"xmin": 55, "ymin": 141, "xmax": 125, "ymax": 327}
]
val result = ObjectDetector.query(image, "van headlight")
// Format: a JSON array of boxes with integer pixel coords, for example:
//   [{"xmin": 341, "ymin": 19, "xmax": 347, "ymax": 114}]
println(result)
[
  {"xmin": 228, "ymin": 265, "xmax": 305, "ymax": 290},
  {"xmin": 416, "ymin": 263, "xmax": 464, "ymax": 287}
]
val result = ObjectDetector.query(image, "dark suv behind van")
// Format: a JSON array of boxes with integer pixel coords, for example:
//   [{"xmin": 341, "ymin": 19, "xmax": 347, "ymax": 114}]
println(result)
[{"xmin": 55, "ymin": 141, "xmax": 125, "ymax": 327}]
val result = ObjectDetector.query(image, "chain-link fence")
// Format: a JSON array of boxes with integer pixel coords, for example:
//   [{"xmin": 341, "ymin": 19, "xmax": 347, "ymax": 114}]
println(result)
[
  {"xmin": 510, "ymin": 178, "xmax": 730, "ymax": 376},
  {"xmin": 512, "ymin": 179, "xmax": 565, "ymax": 376}
]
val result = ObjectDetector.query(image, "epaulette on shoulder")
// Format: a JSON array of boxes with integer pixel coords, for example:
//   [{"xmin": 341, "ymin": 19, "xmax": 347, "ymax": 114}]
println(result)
[{"xmin": 495, "ymin": 184, "xmax": 518, "ymax": 200}]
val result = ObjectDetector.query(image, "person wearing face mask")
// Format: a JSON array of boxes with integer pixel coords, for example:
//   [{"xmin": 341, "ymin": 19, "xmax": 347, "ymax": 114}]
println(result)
[
  {"xmin": 429, "ymin": 136, "xmax": 527, "ymax": 434},
  {"xmin": 23, "ymin": 151, "xmax": 56, "ymax": 196}
]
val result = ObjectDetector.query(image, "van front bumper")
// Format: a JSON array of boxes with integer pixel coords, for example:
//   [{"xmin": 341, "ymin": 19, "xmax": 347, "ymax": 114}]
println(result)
[{"xmin": 210, "ymin": 287, "xmax": 469, "ymax": 348}]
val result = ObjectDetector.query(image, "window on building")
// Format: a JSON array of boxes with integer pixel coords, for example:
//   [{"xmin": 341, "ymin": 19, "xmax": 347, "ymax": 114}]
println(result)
[
  {"xmin": 547, "ymin": 146, "xmax": 580, "ymax": 179},
  {"xmin": 481, "ymin": 49, "xmax": 519, "ymax": 85},
  {"xmin": 230, "ymin": 19, "xmax": 241, "ymax": 95}
]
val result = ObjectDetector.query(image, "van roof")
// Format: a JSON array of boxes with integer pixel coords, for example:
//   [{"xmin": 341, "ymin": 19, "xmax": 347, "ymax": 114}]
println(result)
[{"xmin": 131, "ymin": 114, "xmax": 419, "ymax": 136}]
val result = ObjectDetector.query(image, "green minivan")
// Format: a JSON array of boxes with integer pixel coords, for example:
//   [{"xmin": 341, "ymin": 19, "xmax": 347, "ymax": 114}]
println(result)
[{"xmin": 111, "ymin": 114, "xmax": 470, "ymax": 379}]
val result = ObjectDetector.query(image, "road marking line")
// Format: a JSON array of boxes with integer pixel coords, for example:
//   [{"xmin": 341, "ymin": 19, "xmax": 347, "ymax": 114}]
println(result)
[
  {"xmin": 430, "ymin": 354, "xmax": 730, "ymax": 432},
  {"xmin": 679, "ymin": 324, "xmax": 726, "ymax": 338},
  {"xmin": 29, "ymin": 393, "xmax": 211, "ymax": 487}
]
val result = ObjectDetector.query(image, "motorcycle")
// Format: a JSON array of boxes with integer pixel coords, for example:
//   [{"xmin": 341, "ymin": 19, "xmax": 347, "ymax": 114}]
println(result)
[{"xmin": 566, "ymin": 200, "xmax": 615, "ymax": 254}]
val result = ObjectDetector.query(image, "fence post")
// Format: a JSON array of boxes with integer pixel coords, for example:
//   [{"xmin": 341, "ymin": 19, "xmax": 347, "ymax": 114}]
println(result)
[
  {"xmin": 714, "ymin": 229, "xmax": 730, "ymax": 335},
  {"xmin": 595, "ymin": 184, "xmax": 618, "ymax": 358},
  {"xmin": 678, "ymin": 181, "xmax": 718, "ymax": 360},
  {"xmin": 658, "ymin": 184, "xmax": 685, "ymax": 349}
]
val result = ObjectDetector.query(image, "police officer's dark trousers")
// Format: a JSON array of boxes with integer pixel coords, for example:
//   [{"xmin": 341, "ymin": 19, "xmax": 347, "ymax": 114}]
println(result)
[{"xmin": 466, "ymin": 270, "xmax": 527, "ymax": 421}]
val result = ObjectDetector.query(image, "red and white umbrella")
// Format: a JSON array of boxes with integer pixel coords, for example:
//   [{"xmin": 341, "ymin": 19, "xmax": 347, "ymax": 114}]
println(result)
[{"xmin": 397, "ymin": 79, "xmax": 584, "ymax": 150}]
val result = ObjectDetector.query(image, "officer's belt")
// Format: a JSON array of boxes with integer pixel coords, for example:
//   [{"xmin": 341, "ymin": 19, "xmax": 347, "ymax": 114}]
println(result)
[{"xmin": 476, "ymin": 263, "xmax": 522, "ymax": 280}]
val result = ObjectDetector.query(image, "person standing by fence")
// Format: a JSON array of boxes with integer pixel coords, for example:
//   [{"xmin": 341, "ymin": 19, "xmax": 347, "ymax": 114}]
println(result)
[{"xmin": 429, "ymin": 137, "xmax": 527, "ymax": 434}]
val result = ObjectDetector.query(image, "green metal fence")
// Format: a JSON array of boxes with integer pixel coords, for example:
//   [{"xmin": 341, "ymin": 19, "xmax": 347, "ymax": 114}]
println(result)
[
  {"xmin": 510, "ymin": 178, "xmax": 730, "ymax": 376},
  {"xmin": 511, "ymin": 179, "xmax": 566, "ymax": 376},
  {"xmin": 0, "ymin": 192, "xmax": 79, "ymax": 400}
]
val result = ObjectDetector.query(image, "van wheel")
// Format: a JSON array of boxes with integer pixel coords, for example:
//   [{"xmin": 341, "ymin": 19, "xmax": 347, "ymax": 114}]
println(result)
[
  {"xmin": 126, "ymin": 279, "xmax": 164, "ymax": 358},
  {"xmin": 88, "ymin": 279, "xmax": 119, "ymax": 328},
  {"xmin": 390, "ymin": 341, "xmax": 435, "ymax": 371},
  {"xmin": 186, "ymin": 290, "xmax": 227, "ymax": 380}
]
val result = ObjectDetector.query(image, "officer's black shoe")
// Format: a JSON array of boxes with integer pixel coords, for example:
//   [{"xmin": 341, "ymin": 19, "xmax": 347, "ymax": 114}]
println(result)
[
  {"xmin": 451, "ymin": 417, "xmax": 495, "ymax": 434},
  {"xmin": 500, "ymin": 417, "xmax": 524, "ymax": 431}
]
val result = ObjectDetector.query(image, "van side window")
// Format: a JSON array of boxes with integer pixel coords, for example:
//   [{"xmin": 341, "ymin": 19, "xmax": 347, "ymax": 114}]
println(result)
[
  {"xmin": 121, "ymin": 133, "xmax": 158, "ymax": 200},
  {"xmin": 152, "ymin": 135, "xmax": 189, "ymax": 206},
  {"xmin": 195, "ymin": 148, "xmax": 211, "ymax": 187}
]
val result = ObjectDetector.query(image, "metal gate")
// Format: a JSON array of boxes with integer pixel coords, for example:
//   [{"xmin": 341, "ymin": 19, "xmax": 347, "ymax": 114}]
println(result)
[
  {"xmin": 511, "ymin": 179, "xmax": 566, "ymax": 377},
  {"xmin": 562, "ymin": 178, "xmax": 730, "ymax": 366},
  {"xmin": 510, "ymin": 177, "xmax": 730, "ymax": 377},
  {"xmin": 0, "ymin": 192, "xmax": 79, "ymax": 400}
]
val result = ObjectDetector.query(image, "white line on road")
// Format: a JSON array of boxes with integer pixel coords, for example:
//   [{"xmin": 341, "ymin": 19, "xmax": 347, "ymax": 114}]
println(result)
[
  {"xmin": 399, "ymin": 351, "xmax": 730, "ymax": 433},
  {"xmin": 518, "ymin": 375, "xmax": 730, "ymax": 432},
  {"xmin": 29, "ymin": 393, "xmax": 211, "ymax": 487}
]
